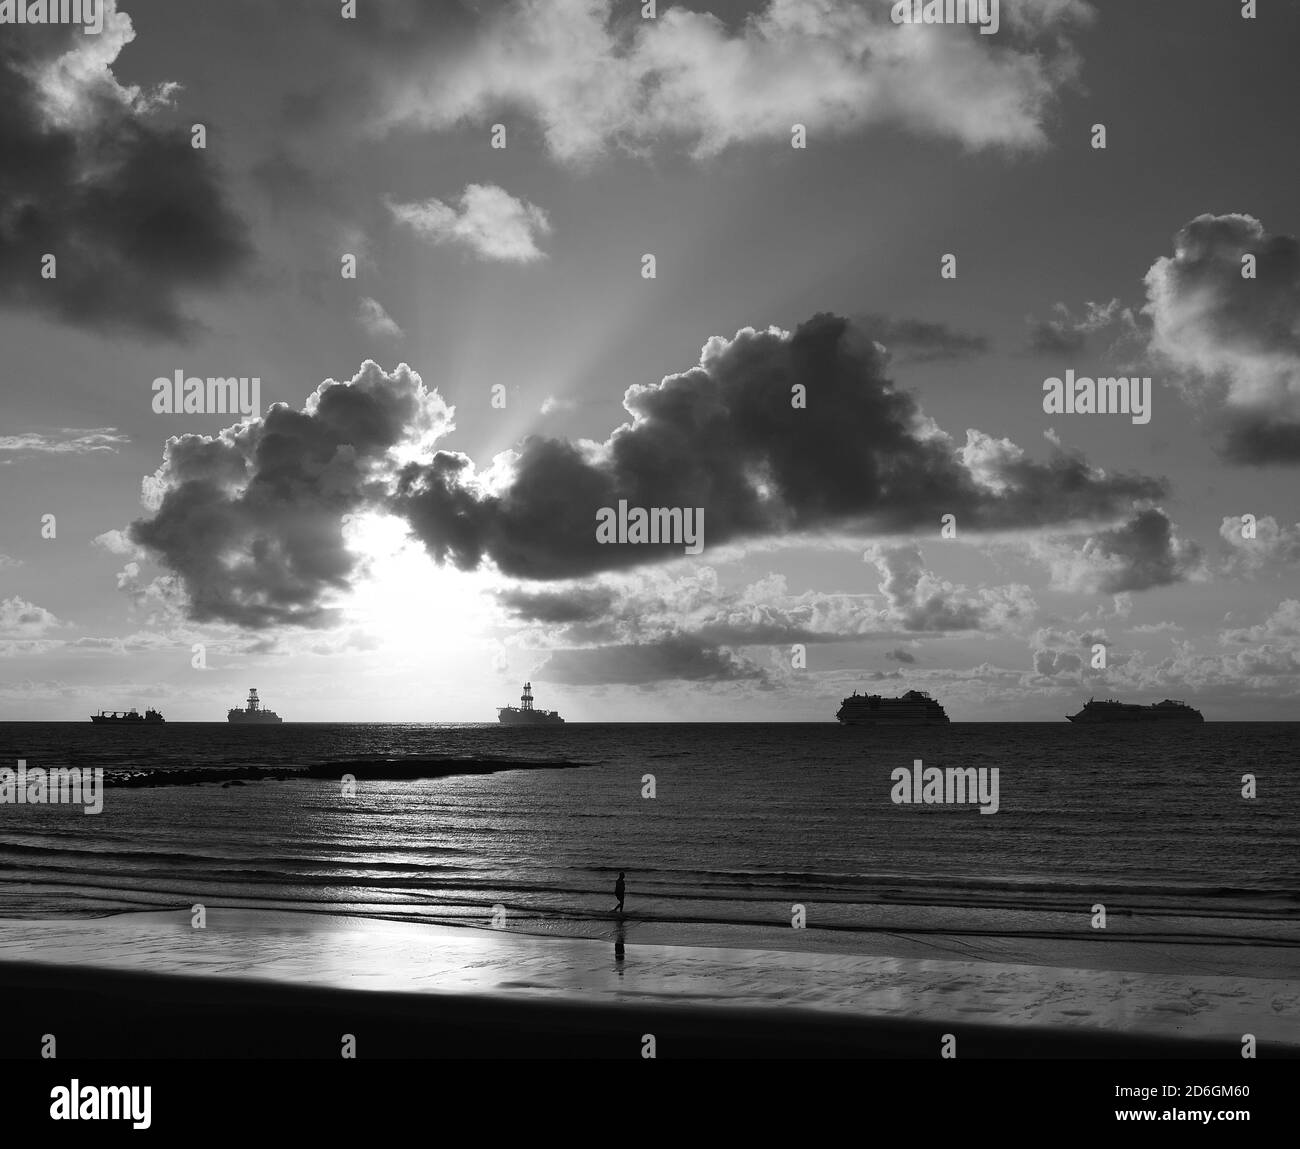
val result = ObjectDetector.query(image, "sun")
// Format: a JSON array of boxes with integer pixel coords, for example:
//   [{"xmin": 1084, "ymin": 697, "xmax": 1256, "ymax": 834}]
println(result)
[{"xmin": 339, "ymin": 512, "xmax": 500, "ymax": 659}]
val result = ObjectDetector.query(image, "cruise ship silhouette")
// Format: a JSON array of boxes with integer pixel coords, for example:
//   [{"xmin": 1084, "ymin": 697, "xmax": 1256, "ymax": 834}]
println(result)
[
  {"xmin": 836, "ymin": 689, "xmax": 950, "ymax": 725},
  {"xmin": 1067, "ymin": 698, "xmax": 1203, "ymax": 722}
]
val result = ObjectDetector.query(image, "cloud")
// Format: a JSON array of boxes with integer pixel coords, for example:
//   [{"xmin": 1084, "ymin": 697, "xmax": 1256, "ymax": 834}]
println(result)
[
  {"xmin": 1025, "ymin": 299, "xmax": 1135, "ymax": 355},
  {"xmin": 130, "ymin": 314, "xmax": 1166, "ymax": 629},
  {"xmin": 858, "ymin": 313, "xmax": 989, "ymax": 362},
  {"xmin": 493, "ymin": 558, "xmax": 1035, "ymax": 686},
  {"xmin": 129, "ymin": 361, "xmax": 453, "ymax": 629},
  {"xmin": 386, "ymin": 183, "xmax": 551, "ymax": 262},
  {"xmin": 498, "ymin": 567, "xmax": 883, "ymax": 648},
  {"xmin": 0, "ymin": 428, "xmax": 127, "ymax": 457},
  {"xmin": 1030, "ymin": 508, "xmax": 1204, "ymax": 594},
  {"xmin": 535, "ymin": 636, "xmax": 765, "ymax": 685},
  {"xmin": 0, "ymin": 0, "xmax": 251, "ymax": 338},
  {"xmin": 368, "ymin": 0, "xmax": 1094, "ymax": 163},
  {"xmin": 0, "ymin": 596, "xmax": 62, "ymax": 636},
  {"xmin": 497, "ymin": 569, "xmax": 891, "ymax": 681},
  {"xmin": 394, "ymin": 314, "xmax": 1166, "ymax": 581},
  {"xmin": 1143, "ymin": 213, "xmax": 1300, "ymax": 463},
  {"xmin": 1033, "ymin": 647, "xmax": 1083, "ymax": 676},
  {"xmin": 1218, "ymin": 514, "xmax": 1300, "ymax": 575},
  {"xmin": 866, "ymin": 543, "xmax": 1035, "ymax": 631},
  {"xmin": 92, "ymin": 528, "xmax": 141, "ymax": 557},
  {"xmin": 497, "ymin": 584, "xmax": 619, "ymax": 626},
  {"xmin": 358, "ymin": 297, "xmax": 404, "ymax": 338},
  {"xmin": 1221, "ymin": 599, "xmax": 1300, "ymax": 646},
  {"xmin": 0, "ymin": 554, "xmax": 22, "ymax": 570}
]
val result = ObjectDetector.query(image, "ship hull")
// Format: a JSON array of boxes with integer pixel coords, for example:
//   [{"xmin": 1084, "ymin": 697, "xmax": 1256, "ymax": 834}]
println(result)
[
  {"xmin": 836, "ymin": 714, "xmax": 949, "ymax": 726},
  {"xmin": 497, "ymin": 709, "xmax": 564, "ymax": 726},
  {"xmin": 1067, "ymin": 711, "xmax": 1202, "ymax": 723},
  {"xmin": 90, "ymin": 716, "xmax": 164, "ymax": 724},
  {"xmin": 227, "ymin": 712, "xmax": 283, "ymax": 724}
]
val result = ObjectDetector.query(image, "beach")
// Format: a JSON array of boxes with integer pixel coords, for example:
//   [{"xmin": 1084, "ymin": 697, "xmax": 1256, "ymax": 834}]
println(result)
[
  {"xmin": 2, "ymin": 908, "xmax": 1296, "ymax": 1058},
  {"xmin": 3, "ymin": 722, "xmax": 1297, "ymax": 1058}
]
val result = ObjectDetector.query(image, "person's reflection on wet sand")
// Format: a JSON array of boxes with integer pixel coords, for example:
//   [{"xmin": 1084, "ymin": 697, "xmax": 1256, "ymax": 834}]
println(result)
[{"xmin": 614, "ymin": 920, "xmax": 626, "ymax": 975}]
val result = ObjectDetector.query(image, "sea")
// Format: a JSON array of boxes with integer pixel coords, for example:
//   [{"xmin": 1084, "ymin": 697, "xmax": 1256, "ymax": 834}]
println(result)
[{"xmin": 1, "ymin": 722, "xmax": 1297, "ymax": 960}]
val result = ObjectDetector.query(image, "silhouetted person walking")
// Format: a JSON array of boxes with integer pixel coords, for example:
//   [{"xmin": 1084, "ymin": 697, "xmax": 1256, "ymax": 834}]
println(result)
[{"xmin": 614, "ymin": 871, "xmax": 626, "ymax": 915}]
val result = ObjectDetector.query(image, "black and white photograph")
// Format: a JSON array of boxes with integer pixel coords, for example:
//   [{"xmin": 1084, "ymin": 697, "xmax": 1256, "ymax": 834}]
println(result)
[{"xmin": 1, "ymin": 0, "xmax": 1296, "ymax": 1131}]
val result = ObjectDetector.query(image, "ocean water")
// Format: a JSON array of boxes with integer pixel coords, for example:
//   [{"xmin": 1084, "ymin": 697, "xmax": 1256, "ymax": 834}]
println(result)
[{"xmin": 1, "ymin": 722, "xmax": 1297, "ymax": 958}]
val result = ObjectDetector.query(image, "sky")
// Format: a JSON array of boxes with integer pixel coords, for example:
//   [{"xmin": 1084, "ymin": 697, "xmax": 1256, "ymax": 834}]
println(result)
[{"xmin": 2, "ymin": 0, "xmax": 1300, "ymax": 721}]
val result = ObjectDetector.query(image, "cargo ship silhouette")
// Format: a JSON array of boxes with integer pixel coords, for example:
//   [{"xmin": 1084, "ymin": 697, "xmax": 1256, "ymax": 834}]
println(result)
[
  {"xmin": 836, "ymin": 689, "xmax": 950, "ymax": 725},
  {"xmin": 1067, "ymin": 698, "xmax": 1203, "ymax": 722},
  {"xmin": 498, "ymin": 682, "xmax": 564, "ymax": 725},
  {"xmin": 91, "ymin": 707, "xmax": 164, "ymax": 724}
]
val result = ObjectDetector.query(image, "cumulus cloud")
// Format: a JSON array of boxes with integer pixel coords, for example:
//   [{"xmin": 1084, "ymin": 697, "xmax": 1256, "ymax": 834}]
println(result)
[
  {"xmin": 866, "ymin": 543, "xmax": 1035, "ymax": 631},
  {"xmin": 0, "ymin": 0, "xmax": 250, "ymax": 338},
  {"xmin": 1143, "ymin": 214, "xmax": 1300, "ymax": 463},
  {"xmin": 0, "ymin": 596, "xmax": 62, "ymax": 636},
  {"xmin": 369, "ymin": 0, "xmax": 1094, "ymax": 162},
  {"xmin": 1221, "ymin": 599, "xmax": 1300, "ymax": 646},
  {"xmin": 884, "ymin": 647, "xmax": 916, "ymax": 663},
  {"xmin": 1030, "ymin": 508, "xmax": 1203, "ymax": 594},
  {"xmin": 1218, "ymin": 514, "xmax": 1300, "ymax": 575},
  {"xmin": 386, "ymin": 184, "xmax": 551, "ymax": 262},
  {"xmin": 130, "ymin": 313, "xmax": 1167, "ymax": 630},
  {"xmin": 394, "ymin": 314, "xmax": 1165, "ymax": 581},
  {"xmin": 92, "ymin": 528, "xmax": 144, "ymax": 559},
  {"xmin": 1033, "ymin": 647, "xmax": 1082, "ymax": 676},
  {"xmin": 129, "ymin": 361, "xmax": 453, "ymax": 629},
  {"xmin": 1028, "ymin": 625, "xmax": 1106, "ymax": 678}
]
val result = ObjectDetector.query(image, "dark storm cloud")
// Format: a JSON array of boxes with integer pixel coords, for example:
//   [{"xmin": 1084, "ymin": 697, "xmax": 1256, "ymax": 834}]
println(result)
[
  {"xmin": 1144, "ymin": 214, "xmax": 1300, "ymax": 464},
  {"xmin": 535, "ymin": 637, "xmax": 765, "ymax": 686},
  {"xmin": 885, "ymin": 648, "xmax": 917, "ymax": 663},
  {"xmin": 858, "ymin": 314, "xmax": 989, "ymax": 362},
  {"xmin": 129, "ymin": 362, "xmax": 451, "ymax": 628},
  {"xmin": 0, "ymin": 7, "xmax": 250, "ymax": 339},
  {"xmin": 394, "ymin": 313, "xmax": 1166, "ymax": 581},
  {"xmin": 130, "ymin": 314, "xmax": 1168, "ymax": 630}
]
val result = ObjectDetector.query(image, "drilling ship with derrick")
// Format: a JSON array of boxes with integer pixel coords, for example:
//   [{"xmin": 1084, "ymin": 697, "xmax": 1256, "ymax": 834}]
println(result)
[
  {"xmin": 498, "ymin": 682, "xmax": 564, "ymax": 726},
  {"xmin": 227, "ymin": 688, "xmax": 283, "ymax": 724}
]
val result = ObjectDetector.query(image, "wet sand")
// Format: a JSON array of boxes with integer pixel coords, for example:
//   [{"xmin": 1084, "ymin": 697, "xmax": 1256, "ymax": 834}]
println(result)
[{"xmin": 1, "ymin": 909, "xmax": 1296, "ymax": 1058}]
